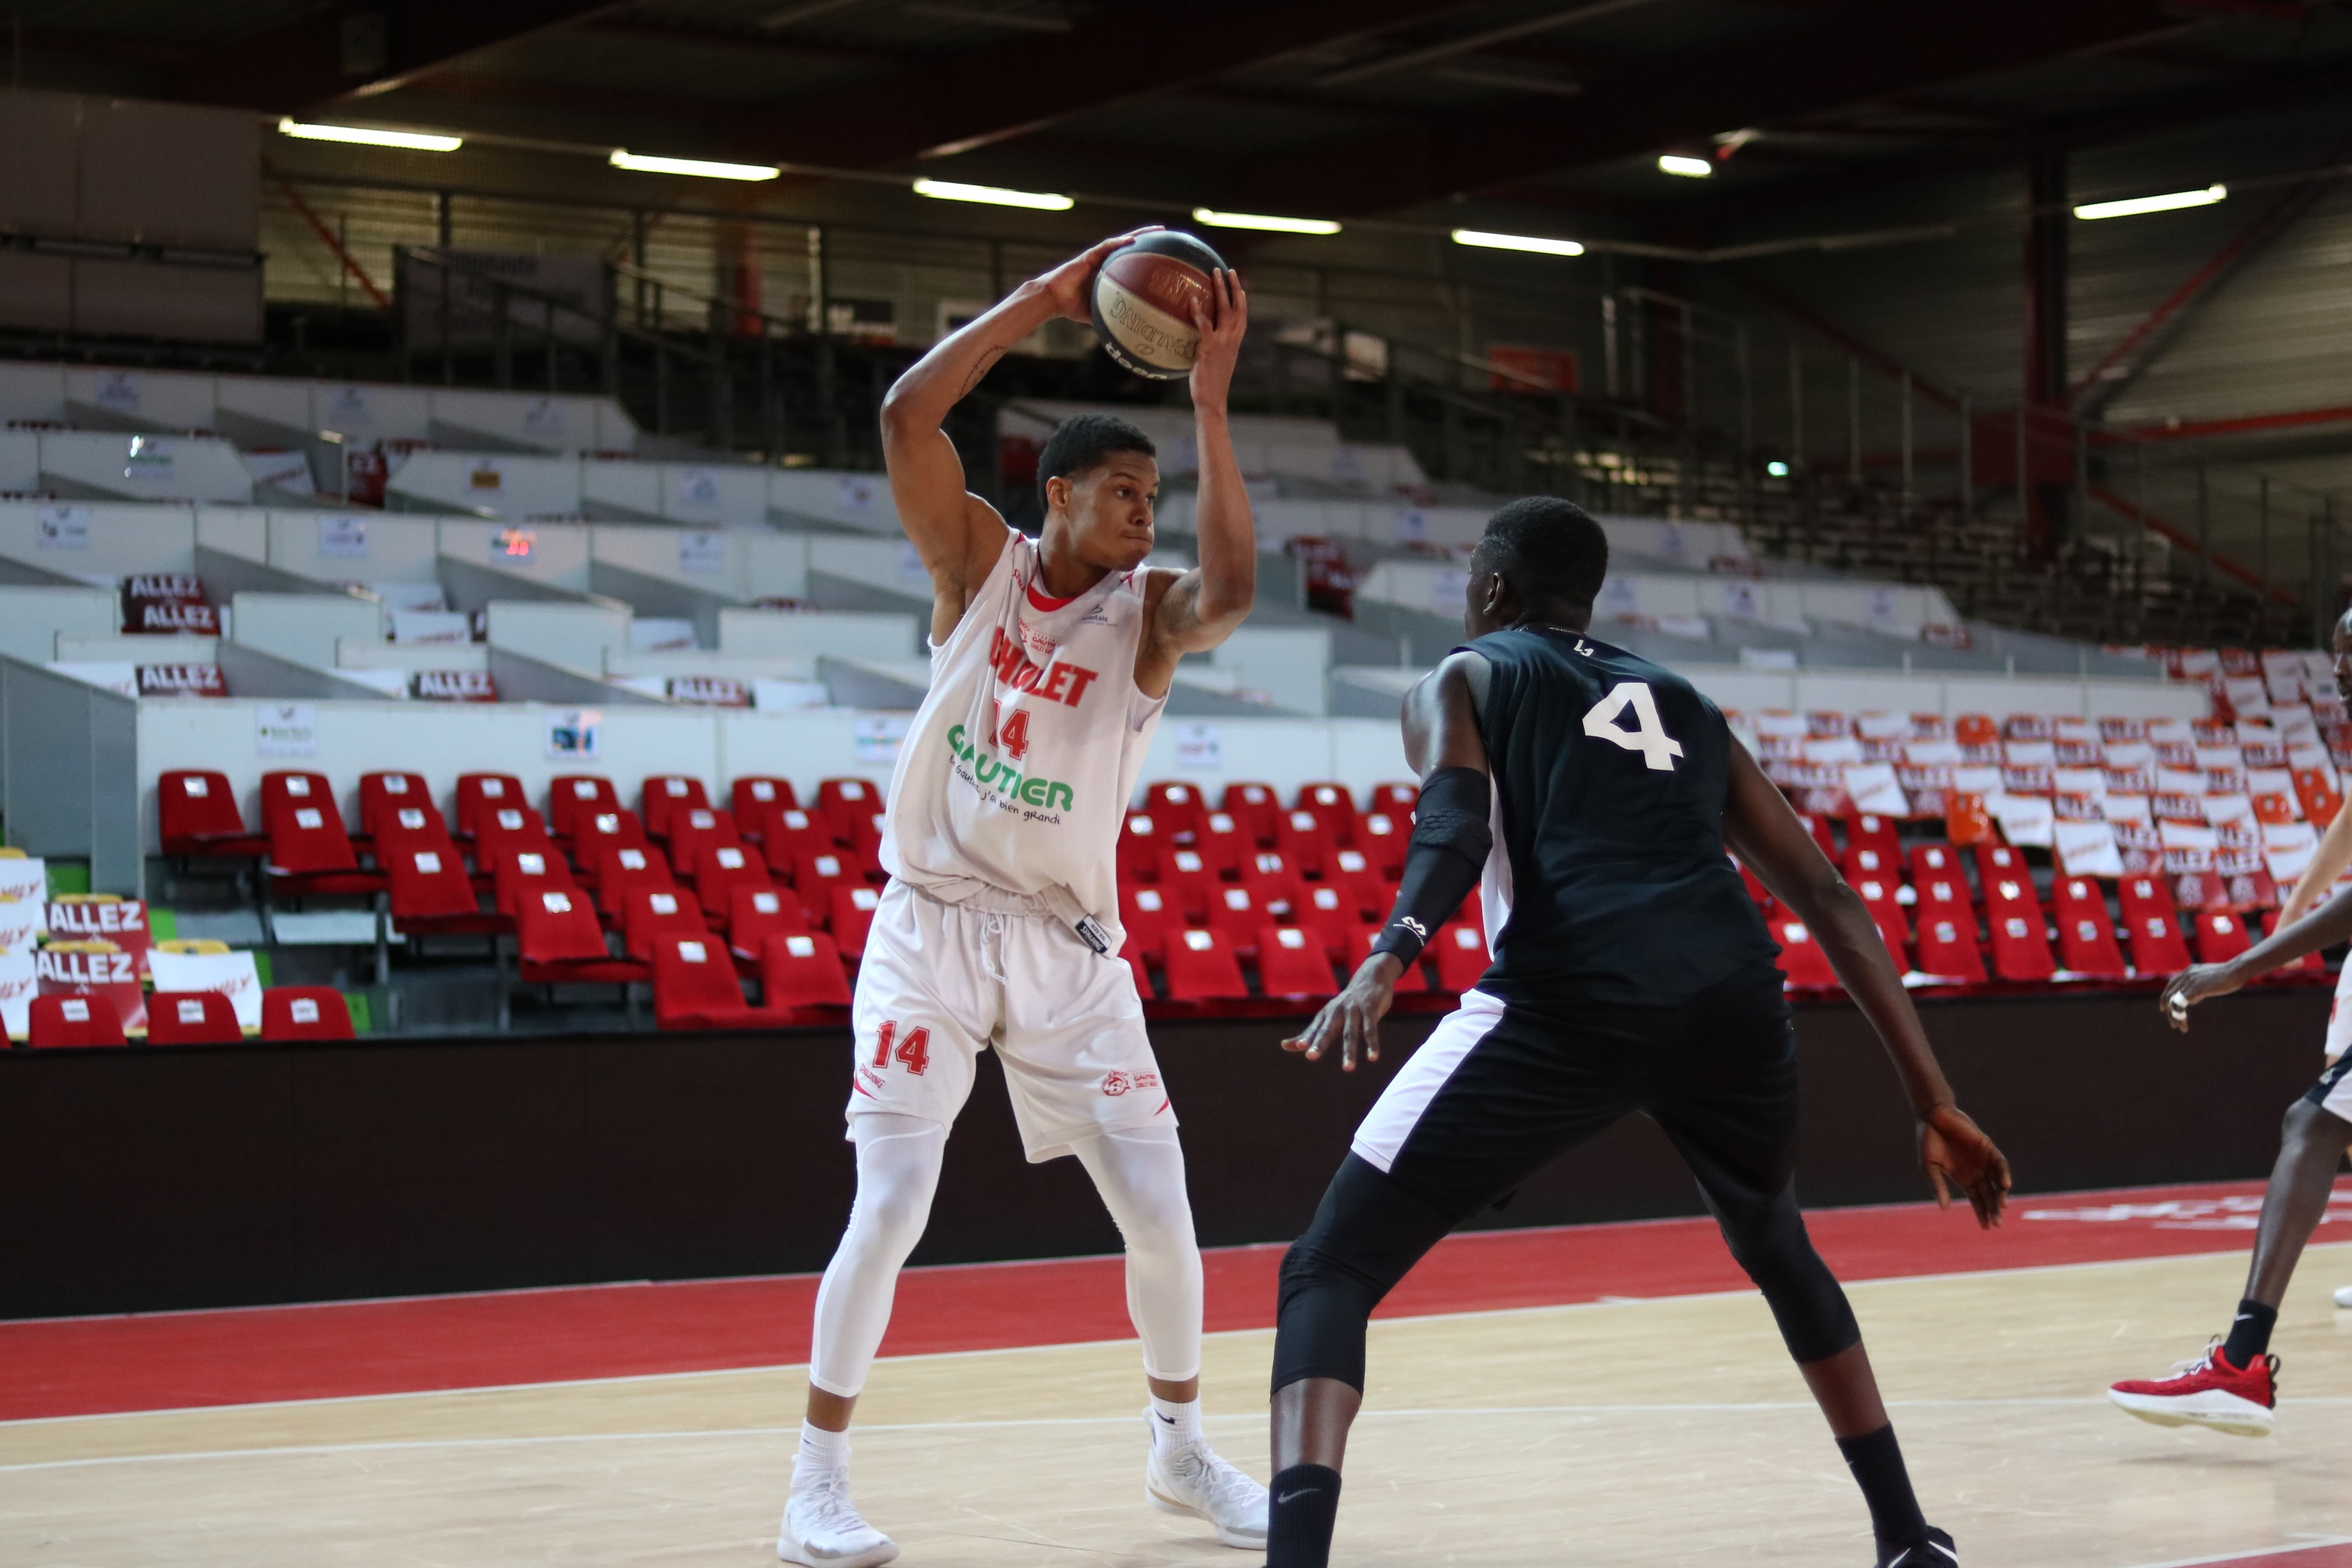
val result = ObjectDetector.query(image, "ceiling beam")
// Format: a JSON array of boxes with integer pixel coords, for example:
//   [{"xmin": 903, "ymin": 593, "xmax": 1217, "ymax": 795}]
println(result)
[
  {"xmin": 164, "ymin": 1, "xmax": 628, "ymax": 116},
  {"xmin": 1215, "ymin": 0, "xmax": 2184, "ymax": 215},
  {"xmin": 711, "ymin": 0, "xmax": 1479, "ymax": 168}
]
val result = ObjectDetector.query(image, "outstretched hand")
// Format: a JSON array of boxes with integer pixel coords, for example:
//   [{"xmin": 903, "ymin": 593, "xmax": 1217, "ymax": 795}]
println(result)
[
  {"xmin": 1036, "ymin": 229, "xmax": 1162, "ymax": 324},
  {"xmin": 1920, "ymin": 1103, "xmax": 2010, "ymax": 1228},
  {"xmin": 2158, "ymin": 961, "xmax": 2245, "ymax": 1032},
  {"xmin": 1187, "ymin": 268, "xmax": 1248, "ymax": 414},
  {"xmin": 1282, "ymin": 953, "xmax": 1404, "ymax": 1072}
]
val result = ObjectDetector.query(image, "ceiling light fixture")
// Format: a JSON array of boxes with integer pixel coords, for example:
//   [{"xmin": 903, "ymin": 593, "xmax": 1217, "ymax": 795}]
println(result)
[
  {"xmin": 1192, "ymin": 207, "xmax": 1340, "ymax": 235},
  {"xmin": 1658, "ymin": 153, "xmax": 1713, "ymax": 179},
  {"xmin": 610, "ymin": 149, "xmax": 780, "ymax": 181},
  {"xmin": 278, "ymin": 119, "xmax": 462, "ymax": 153},
  {"xmin": 913, "ymin": 178, "xmax": 1073, "ymax": 210},
  {"xmin": 1451, "ymin": 228, "xmax": 1584, "ymax": 257},
  {"xmin": 2073, "ymin": 184, "xmax": 2226, "ymax": 220}
]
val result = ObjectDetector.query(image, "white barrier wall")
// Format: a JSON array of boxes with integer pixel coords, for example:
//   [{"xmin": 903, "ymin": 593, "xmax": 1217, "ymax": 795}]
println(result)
[
  {"xmin": 255, "ymin": 509, "xmax": 442, "ymax": 584},
  {"xmin": 1001, "ymin": 401, "xmax": 1426, "ymax": 492},
  {"xmin": 39, "ymin": 431, "xmax": 251, "ymax": 505},
  {"xmin": 485, "ymin": 601, "xmax": 631, "ymax": 669},
  {"xmin": 0, "ymin": 586, "xmax": 119, "ymax": 663},
  {"xmin": 592, "ymin": 523, "xmax": 809, "ymax": 599},
  {"xmin": 1207, "ymin": 626, "xmax": 1332, "ymax": 714},
  {"xmin": 719, "ymin": 608, "xmax": 922, "ymax": 659},
  {"xmin": 230, "ymin": 592, "xmax": 386, "ymax": 669},
  {"xmin": 1159, "ymin": 497, "xmax": 1750, "ymax": 567},
  {"xmin": 0, "ymin": 500, "xmax": 197, "ymax": 575},
  {"xmin": 1359, "ymin": 560, "xmax": 1962, "ymax": 636},
  {"xmin": 438, "ymin": 519, "xmax": 594, "ymax": 591}
]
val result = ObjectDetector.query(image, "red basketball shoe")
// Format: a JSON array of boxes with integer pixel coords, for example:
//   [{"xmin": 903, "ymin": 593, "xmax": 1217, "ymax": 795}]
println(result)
[{"xmin": 2109, "ymin": 1340, "xmax": 2278, "ymax": 1437}]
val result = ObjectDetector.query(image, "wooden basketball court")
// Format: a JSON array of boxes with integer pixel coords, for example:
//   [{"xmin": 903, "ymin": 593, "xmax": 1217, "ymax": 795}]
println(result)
[{"xmin": 6, "ymin": 1191, "xmax": 2351, "ymax": 1567}]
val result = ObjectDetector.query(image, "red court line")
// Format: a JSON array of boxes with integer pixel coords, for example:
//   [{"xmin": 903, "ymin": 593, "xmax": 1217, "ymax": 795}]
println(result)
[{"xmin": 5, "ymin": 1178, "xmax": 2345, "ymax": 1423}]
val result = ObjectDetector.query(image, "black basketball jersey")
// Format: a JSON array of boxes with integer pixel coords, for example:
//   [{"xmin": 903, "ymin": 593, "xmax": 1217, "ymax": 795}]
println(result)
[{"xmin": 1466, "ymin": 626, "xmax": 1777, "ymax": 1008}]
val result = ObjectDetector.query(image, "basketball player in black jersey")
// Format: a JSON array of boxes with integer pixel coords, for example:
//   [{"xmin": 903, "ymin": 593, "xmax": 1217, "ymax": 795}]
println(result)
[{"xmin": 1263, "ymin": 498, "xmax": 2011, "ymax": 1568}]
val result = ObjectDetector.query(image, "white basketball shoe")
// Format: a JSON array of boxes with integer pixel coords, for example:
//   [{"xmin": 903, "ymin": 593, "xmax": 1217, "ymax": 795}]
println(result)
[
  {"xmin": 1143, "ymin": 1410, "xmax": 1269, "ymax": 1548},
  {"xmin": 778, "ymin": 1467, "xmax": 899, "ymax": 1568}
]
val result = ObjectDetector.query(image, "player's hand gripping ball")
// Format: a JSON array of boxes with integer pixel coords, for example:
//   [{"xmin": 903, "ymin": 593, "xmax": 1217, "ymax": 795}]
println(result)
[{"xmin": 1090, "ymin": 231, "xmax": 1229, "ymax": 379}]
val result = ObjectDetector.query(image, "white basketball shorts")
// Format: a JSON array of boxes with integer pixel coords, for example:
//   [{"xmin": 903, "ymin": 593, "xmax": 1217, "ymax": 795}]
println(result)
[
  {"xmin": 2326, "ymin": 958, "xmax": 2352, "ymax": 1068},
  {"xmin": 846, "ymin": 880, "xmax": 1175, "ymax": 1161}
]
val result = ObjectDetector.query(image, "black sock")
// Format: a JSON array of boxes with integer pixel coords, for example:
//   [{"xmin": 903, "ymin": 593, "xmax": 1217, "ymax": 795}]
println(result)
[
  {"xmin": 2223, "ymin": 1298, "xmax": 2277, "ymax": 1367},
  {"xmin": 1265, "ymin": 1464, "xmax": 1341, "ymax": 1568},
  {"xmin": 1837, "ymin": 1424, "xmax": 1928, "ymax": 1545}
]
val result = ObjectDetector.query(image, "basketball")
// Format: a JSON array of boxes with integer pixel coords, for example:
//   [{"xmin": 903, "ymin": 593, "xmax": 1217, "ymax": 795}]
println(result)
[{"xmin": 1089, "ymin": 230, "xmax": 1228, "ymax": 379}]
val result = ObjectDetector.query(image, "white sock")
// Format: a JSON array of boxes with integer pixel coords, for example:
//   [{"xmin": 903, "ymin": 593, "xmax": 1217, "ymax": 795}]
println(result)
[
  {"xmin": 1150, "ymin": 1394, "xmax": 1203, "ymax": 1448},
  {"xmin": 795, "ymin": 1422, "xmax": 850, "ymax": 1487}
]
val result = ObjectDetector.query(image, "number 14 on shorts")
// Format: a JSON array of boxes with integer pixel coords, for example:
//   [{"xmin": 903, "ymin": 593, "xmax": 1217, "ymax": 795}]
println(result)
[{"xmin": 872, "ymin": 1020, "xmax": 932, "ymax": 1076}]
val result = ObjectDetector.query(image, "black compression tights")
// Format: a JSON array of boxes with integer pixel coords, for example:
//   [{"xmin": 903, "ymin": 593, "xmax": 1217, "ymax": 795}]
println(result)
[{"xmin": 1272, "ymin": 1156, "xmax": 1857, "ymax": 1395}]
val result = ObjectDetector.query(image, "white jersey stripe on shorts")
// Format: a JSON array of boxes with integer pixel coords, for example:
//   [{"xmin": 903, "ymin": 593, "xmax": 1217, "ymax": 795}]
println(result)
[
  {"xmin": 1351, "ymin": 989, "xmax": 1507, "ymax": 1173},
  {"xmin": 2326, "ymin": 959, "xmax": 2352, "ymax": 1065}
]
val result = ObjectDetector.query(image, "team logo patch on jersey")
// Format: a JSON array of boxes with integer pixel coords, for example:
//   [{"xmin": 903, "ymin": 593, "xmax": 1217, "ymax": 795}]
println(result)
[{"xmin": 1102, "ymin": 1069, "xmax": 1159, "ymax": 1096}]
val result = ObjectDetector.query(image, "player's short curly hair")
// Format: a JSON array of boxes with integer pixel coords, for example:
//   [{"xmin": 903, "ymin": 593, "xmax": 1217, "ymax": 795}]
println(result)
[
  {"xmin": 1472, "ymin": 496, "xmax": 1609, "ymax": 609},
  {"xmin": 1038, "ymin": 413, "xmax": 1155, "ymax": 511}
]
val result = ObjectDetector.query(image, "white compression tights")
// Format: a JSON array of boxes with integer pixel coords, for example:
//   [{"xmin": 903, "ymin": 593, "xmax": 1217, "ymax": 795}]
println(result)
[{"xmin": 808, "ymin": 1113, "xmax": 1204, "ymax": 1397}]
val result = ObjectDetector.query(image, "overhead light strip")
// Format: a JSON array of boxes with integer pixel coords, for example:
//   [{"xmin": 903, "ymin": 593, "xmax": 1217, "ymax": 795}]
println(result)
[
  {"xmin": 611, "ymin": 149, "xmax": 781, "ymax": 181},
  {"xmin": 279, "ymin": 119, "xmax": 462, "ymax": 153},
  {"xmin": 1658, "ymin": 154, "xmax": 1713, "ymax": 179},
  {"xmin": 1191, "ymin": 207, "xmax": 1340, "ymax": 235},
  {"xmin": 2073, "ymin": 184, "xmax": 2227, "ymax": 220},
  {"xmin": 913, "ymin": 178, "xmax": 1072, "ymax": 210},
  {"xmin": 1451, "ymin": 228, "xmax": 1584, "ymax": 257}
]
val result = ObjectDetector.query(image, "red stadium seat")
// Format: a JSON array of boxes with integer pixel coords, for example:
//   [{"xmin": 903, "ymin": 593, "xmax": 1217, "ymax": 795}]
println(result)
[
  {"xmin": 454, "ymin": 774, "xmax": 526, "ymax": 839},
  {"xmin": 595, "ymin": 842, "xmax": 673, "ymax": 917},
  {"xmin": 1155, "ymin": 846, "xmax": 1213, "ymax": 918},
  {"xmin": 1143, "ymin": 782, "xmax": 1206, "ymax": 840},
  {"xmin": 357, "ymin": 772, "xmax": 432, "ymax": 839},
  {"xmin": 1354, "ymin": 812, "xmax": 1407, "ymax": 879},
  {"xmin": 547, "ymin": 775, "xmax": 623, "ymax": 840},
  {"xmin": 762, "ymin": 931, "xmax": 854, "ymax": 1016},
  {"xmin": 1842, "ymin": 842, "xmax": 1902, "ymax": 889},
  {"xmin": 1770, "ymin": 914, "xmax": 1841, "ymax": 989},
  {"xmin": 2120, "ymin": 876, "xmax": 2193, "ymax": 974},
  {"xmin": 1975, "ymin": 842, "xmax": 2030, "ymax": 888},
  {"xmin": 2052, "ymin": 878, "xmax": 2129, "ymax": 978},
  {"xmin": 1206, "ymin": 884, "xmax": 1265, "ymax": 956},
  {"xmin": 1295, "ymin": 782, "xmax": 1356, "ymax": 843},
  {"xmin": 729, "ymin": 885, "xmax": 809, "ymax": 960},
  {"xmin": 1257, "ymin": 925, "xmax": 1339, "ymax": 999},
  {"xmin": 2193, "ymin": 909, "xmax": 2252, "ymax": 965},
  {"xmin": 1794, "ymin": 812, "xmax": 1839, "ymax": 861},
  {"xmin": 667, "ymin": 808, "xmax": 742, "ymax": 880},
  {"xmin": 1850, "ymin": 876, "xmax": 1910, "ymax": 963},
  {"xmin": 262, "ymin": 771, "xmax": 358, "ymax": 874},
  {"xmin": 475, "ymin": 805, "xmax": 556, "ymax": 867},
  {"xmin": 695, "ymin": 843, "xmax": 772, "ymax": 916},
  {"xmin": 145, "ymin": 990, "xmax": 242, "ymax": 1045},
  {"xmin": 1912, "ymin": 907, "xmax": 1986, "ymax": 982},
  {"xmin": 642, "ymin": 775, "xmax": 710, "ymax": 839},
  {"xmin": 624, "ymin": 887, "xmax": 708, "ymax": 959},
  {"xmin": 2260, "ymin": 910, "xmax": 2328, "ymax": 978},
  {"xmin": 760, "ymin": 808, "xmax": 838, "ymax": 880},
  {"xmin": 653, "ymin": 934, "xmax": 792, "ymax": 1031},
  {"xmin": 1325, "ymin": 849, "xmax": 1390, "ymax": 919},
  {"xmin": 1351, "ymin": 923, "xmax": 1429, "ymax": 993},
  {"xmin": 1120, "ymin": 937, "xmax": 1155, "ymax": 999},
  {"xmin": 1908, "ymin": 842, "xmax": 1966, "ymax": 891},
  {"xmin": 830, "ymin": 884, "xmax": 883, "ymax": 959},
  {"xmin": 1193, "ymin": 810, "xmax": 1250, "ymax": 876},
  {"xmin": 1221, "ymin": 782, "xmax": 1280, "ymax": 846},
  {"xmin": 732, "ymin": 776, "xmax": 797, "ymax": 828},
  {"xmin": 1274, "ymin": 809, "xmax": 1334, "ymax": 878},
  {"xmin": 793, "ymin": 849, "xmax": 858, "ymax": 923},
  {"xmin": 1238, "ymin": 850, "xmax": 1301, "ymax": 919},
  {"xmin": 517, "ymin": 888, "xmax": 646, "ymax": 985},
  {"xmin": 1986, "ymin": 903, "xmax": 2056, "ymax": 982},
  {"xmin": 1844, "ymin": 812, "xmax": 1902, "ymax": 865},
  {"xmin": 371, "ymin": 804, "xmax": 454, "ymax": 861},
  {"xmin": 1432, "ymin": 922, "xmax": 1491, "ymax": 993},
  {"xmin": 1119, "ymin": 885, "xmax": 1178, "ymax": 959},
  {"xmin": 1295, "ymin": 883, "xmax": 1357, "ymax": 958},
  {"xmin": 851, "ymin": 812, "xmax": 889, "ymax": 880},
  {"xmin": 1367, "ymin": 782, "xmax": 1417, "ymax": 816},
  {"xmin": 27, "ymin": 993, "xmax": 127, "ymax": 1048},
  {"xmin": 571, "ymin": 808, "xmax": 648, "ymax": 872},
  {"xmin": 1163, "ymin": 926, "xmax": 1250, "ymax": 1001},
  {"xmin": 492, "ymin": 848, "xmax": 576, "ymax": 918},
  {"xmin": 1118, "ymin": 812, "xmax": 1165, "ymax": 884},
  {"xmin": 260, "ymin": 987, "xmax": 355, "ymax": 1042},
  {"xmin": 159, "ymin": 770, "xmax": 266, "ymax": 858},
  {"xmin": 816, "ymin": 778, "xmax": 880, "ymax": 844},
  {"xmin": 387, "ymin": 844, "xmax": 493, "ymax": 929}
]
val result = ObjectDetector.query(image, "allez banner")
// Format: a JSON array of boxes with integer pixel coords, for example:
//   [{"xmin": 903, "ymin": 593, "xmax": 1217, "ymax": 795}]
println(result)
[
  {"xmin": 45, "ymin": 895, "xmax": 153, "ymax": 979},
  {"xmin": 137, "ymin": 665, "xmax": 227, "ymax": 698},
  {"xmin": 0, "ymin": 858, "xmax": 47, "ymax": 953},
  {"xmin": 35, "ymin": 940, "xmax": 145, "ymax": 1034},
  {"xmin": 411, "ymin": 669, "xmax": 498, "ymax": 702}
]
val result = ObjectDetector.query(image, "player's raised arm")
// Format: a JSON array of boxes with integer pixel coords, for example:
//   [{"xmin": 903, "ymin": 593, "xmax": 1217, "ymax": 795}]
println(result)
[
  {"xmin": 1138, "ymin": 269, "xmax": 1253, "ymax": 685},
  {"xmin": 1722, "ymin": 741, "xmax": 2011, "ymax": 1227},
  {"xmin": 1284, "ymin": 653, "xmax": 1491, "ymax": 1072},
  {"xmin": 880, "ymin": 229, "xmax": 1152, "ymax": 638}
]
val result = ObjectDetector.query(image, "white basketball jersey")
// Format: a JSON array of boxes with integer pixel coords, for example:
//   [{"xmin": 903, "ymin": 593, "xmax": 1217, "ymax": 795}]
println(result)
[{"xmin": 883, "ymin": 530, "xmax": 1167, "ymax": 922}]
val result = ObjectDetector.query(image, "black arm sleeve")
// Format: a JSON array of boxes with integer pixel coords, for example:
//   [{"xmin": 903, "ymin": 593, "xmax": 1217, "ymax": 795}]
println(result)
[{"xmin": 1368, "ymin": 767, "xmax": 1492, "ymax": 968}]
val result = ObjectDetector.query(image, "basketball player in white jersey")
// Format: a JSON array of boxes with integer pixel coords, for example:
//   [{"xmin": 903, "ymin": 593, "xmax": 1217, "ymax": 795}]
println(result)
[{"xmin": 778, "ymin": 232, "xmax": 1266, "ymax": 1568}]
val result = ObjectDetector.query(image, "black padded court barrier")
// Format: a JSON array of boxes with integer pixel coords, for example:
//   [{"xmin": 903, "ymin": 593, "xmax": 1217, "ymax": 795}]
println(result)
[{"xmin": 0, "ymin": 985, "xmax": 2331, "ymax": 1318}]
